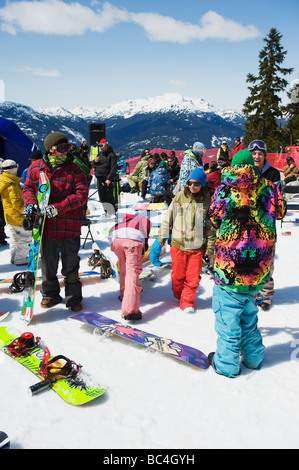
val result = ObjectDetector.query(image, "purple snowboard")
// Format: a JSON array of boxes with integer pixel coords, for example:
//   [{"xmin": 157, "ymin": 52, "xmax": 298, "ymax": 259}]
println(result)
[{"xmin": 70, "ymin": 312, "xmax": 209, "ymax": 370}]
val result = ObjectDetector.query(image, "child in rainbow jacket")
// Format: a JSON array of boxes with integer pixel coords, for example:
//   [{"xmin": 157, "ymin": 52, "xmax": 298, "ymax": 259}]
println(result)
[{"xmin": 207, "ymin": 150, "xmax": 286, "ymax": 377}]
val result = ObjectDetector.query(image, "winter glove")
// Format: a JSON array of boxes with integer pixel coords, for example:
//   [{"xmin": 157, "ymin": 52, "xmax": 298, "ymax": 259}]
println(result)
[
  {"xmin": 45, "ymin": 205, "xmax": 58, "ymax": 218},
  {"xmin": 149, "ymin": 238, "xmax": 162, "ymax": 267},
  {"xmin": 23, "ymin": 204, "xmax": 38, "ymax": 216}
]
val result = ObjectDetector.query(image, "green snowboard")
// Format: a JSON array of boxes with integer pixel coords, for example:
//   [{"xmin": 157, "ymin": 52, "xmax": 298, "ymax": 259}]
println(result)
[{"xmin": 0, "ymin": 326, "xmax": 105, "ymax": 405}]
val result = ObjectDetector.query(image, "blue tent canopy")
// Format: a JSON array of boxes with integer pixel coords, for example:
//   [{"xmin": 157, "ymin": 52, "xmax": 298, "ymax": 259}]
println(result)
[{"xmin": 0, "ymin": 117, "xmax": 37, "ymax": 175}]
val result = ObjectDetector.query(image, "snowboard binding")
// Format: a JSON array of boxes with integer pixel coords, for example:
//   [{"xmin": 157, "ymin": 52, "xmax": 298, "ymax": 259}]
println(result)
[
  {"xmin": 87, "ymin": 248, "xmax": 113, "ymax": 279},
  {"xmin": 29, "ymin": 347, "xmax": 81, "ymax": 396},
  {"xmin": 22, "ymin": 207, "xmax": 42, "ymax": 232},
  {"xmin": 7, "ymin": 332, "xmax": 41, "ymax": 357},
  {"xmin": 10, "ymin": 271, "xmax": 35, "ymax": 293},
  {"xmin": 254, "ymin": 293, "xmax": 265, "ymax": 306},
  {"xmin": 38, "ymin": 347, "xmax": 81, "ymax": 383}
]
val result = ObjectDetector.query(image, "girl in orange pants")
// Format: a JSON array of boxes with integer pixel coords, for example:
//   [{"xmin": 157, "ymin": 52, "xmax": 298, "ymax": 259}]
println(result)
[
  {"xmin": 158, "ymin": 167, "xmax": 216, "ymax": 313},
  {"xmin": 170, "ymin": 246, "xmax": 204, "ymax": 311}
]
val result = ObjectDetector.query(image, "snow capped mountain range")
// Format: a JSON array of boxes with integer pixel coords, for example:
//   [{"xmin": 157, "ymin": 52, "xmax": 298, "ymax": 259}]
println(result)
[
  {"xmin": 37, "ymin": 92, "xmax": 243, "ymax": 122},
  {"xmin": 1, "ymin": 93, "xmax": 245, "ymax": 156}
]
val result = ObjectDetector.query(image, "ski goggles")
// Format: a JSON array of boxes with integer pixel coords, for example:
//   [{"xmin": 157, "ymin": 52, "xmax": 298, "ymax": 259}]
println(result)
[
  {"xmin": 248, "ymin": 140, "xmax": 267, "ymax": 152},
  {"xmin": 193, "ymin": 146, "xmax": 206, "ymax": 154},
  {"xmin": 2, "ymin": 162, "xmax": 19, "ymax": 170},
  {"xmin": 53, "ymin": 143, "xmax": 74, "ymax": 153}
]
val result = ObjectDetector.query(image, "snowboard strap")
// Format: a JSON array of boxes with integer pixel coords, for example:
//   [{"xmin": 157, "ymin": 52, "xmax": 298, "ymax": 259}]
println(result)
[
  {"xmin": 38, "ymin": 347, "xmax": 80, "ymax": 383},
  {"xmin": 10, "ymin": 271, "xmax": 35, "ymax": 293},
  {"xmin": 7, "ymin": 332, "xmax": 41, "ymax": 357},
  {"xmin": 87, "ymin": 249, "xmax": 113, "ymax": 278}
]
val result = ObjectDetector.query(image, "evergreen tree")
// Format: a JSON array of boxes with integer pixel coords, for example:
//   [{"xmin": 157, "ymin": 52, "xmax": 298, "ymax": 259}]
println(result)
[{"xmin": 242, "ymin": 28, "xmax": 293, "ymax": 151}]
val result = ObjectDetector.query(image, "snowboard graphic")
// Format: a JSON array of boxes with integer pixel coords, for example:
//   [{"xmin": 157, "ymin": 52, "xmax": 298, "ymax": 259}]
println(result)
[
  {"xmin": 132, "ymin": 202, "xmax": 168, "ymax": 211},
  {"xmin": 21, "ymin": 172, "xmax": 50, "ymax": 324},
  {"xmin": 0, "ymin": 326, "xmax": 105, "ymax": 405},
  {"xmin": 100, "ymin": 222, "xmax": 161, "ymax": 239},
  {"xmin": 70, "ymin": 312, "xmax": 209, "ymax": 370}
]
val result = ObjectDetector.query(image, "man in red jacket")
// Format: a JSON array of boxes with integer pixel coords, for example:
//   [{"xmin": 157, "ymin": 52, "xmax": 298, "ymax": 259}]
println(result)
[
  {"xmin": 23, "ymin": 131, "xmax": 88, "ymax": 312},
  {"xmin": 232, "ymin": 137, "xmax": 244, "ymax": 157}
]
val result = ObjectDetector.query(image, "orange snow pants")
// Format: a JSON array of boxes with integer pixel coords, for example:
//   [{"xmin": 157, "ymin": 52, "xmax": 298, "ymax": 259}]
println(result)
[
  {"xmin": 170, "ymin": 246, "xmax": 204, "ymax": 310},
  {"xmin": 111, "ymin": 238, "xmax": 144, "ymax": 317}
]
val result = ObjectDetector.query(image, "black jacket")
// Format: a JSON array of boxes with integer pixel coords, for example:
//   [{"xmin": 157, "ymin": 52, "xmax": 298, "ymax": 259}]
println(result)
[
  {"xmin": 93, "ymin": 146, "xmax": 117, "ymax": 182},
  {"xmin": 259, "ymin": 160, "xmax": 281, "ymax": 184},
  {"xmin": 166, "ymin": 158, "xmax": 180, "ymax": 183}
]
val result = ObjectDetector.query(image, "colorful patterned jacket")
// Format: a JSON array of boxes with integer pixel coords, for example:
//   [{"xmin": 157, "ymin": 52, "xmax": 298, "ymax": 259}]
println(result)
[
  {"xmin": 148, "ymin": 167, "xmax": 170, "ymax": 196},
  {"xmin": 179, "ymin": 150, "xmax": 203, "ymax": 189},
  {"xmin": 208, "ymin": 164, "xmax": 286, "ymax": 293}
]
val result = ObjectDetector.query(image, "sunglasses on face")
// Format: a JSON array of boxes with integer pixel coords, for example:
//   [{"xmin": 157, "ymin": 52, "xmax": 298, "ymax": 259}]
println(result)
[
  {"xmin": 187, "ymin": 181, "xmax": 201, "ymax": 187},
  {"xmin": 167, "ymin": 159, "xmax": 174, "ymax": 163}
]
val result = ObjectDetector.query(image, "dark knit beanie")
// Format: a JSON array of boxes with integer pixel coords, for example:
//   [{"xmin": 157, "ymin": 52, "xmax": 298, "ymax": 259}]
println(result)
[{"xmin": 30, "ymin": 149, "xmax": 43, "ymax": 161}]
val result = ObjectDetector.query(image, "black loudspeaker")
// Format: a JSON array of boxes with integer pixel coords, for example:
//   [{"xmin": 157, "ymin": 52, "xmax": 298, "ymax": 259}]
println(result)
[{"xmin": 89, "ymin": 123, "xmax": 106, "ymax": 146}]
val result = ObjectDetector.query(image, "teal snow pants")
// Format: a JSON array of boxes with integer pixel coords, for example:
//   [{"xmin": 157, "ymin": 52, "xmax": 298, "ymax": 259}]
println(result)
[{"xmin": 212, "ymin": 284, "xmax": 265, "ymax": 378}]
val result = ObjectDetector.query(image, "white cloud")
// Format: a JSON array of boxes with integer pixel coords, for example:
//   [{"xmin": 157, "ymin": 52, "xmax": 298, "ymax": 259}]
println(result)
[
  {"xmin": 130, "ymin": 12, "xmax": 196, "ymax": 44},
  {"xmin": 0, "ymin": 0, "xmax": 129, "ymax": 36},
  {"xmin": 0, "ymin": 1, "xmax": 260, "ymax": 42},
  {"xmin": 199, "ymin": 11, "xmax": 260, "ymax": 42},
  {"xmin": 16, "ymin": 66, "xmax": 61, "ymax": 77},
  {"xmin": 130, "ymin": 10, "xmax": 260, "ymax": 43}
]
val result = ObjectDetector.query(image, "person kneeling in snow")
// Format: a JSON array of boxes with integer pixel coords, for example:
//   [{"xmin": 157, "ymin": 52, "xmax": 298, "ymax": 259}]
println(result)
[{"xmin": 207, "ymin": 150, "xmax": 286, "ymax": 378}]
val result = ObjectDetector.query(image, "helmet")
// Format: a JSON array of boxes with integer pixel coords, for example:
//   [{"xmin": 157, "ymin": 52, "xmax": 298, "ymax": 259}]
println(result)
[
  {"xmin": 2, "ymin": 159, "xmax": 19, "ymax": 174},
  {"xmin": 248, "ymin": 140, "xmax": 267, "ymax": 157}
]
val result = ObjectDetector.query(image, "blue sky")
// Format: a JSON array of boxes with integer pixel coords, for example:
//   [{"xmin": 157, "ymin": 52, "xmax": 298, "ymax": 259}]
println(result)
[{"xmin": 0, "ymin": 0, "xmax": 298, "ymax": 111}]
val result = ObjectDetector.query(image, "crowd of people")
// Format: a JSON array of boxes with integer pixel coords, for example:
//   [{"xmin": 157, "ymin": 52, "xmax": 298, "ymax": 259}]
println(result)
[{"xmin": 0, "ymin": 132, "xmax": 295, "ymax": 377}]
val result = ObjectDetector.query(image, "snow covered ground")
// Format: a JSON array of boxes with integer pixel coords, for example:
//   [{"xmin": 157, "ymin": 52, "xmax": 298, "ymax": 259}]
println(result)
[{"xmin": 1, "ymin": 177, "xmax": 299, "ymax": 450}]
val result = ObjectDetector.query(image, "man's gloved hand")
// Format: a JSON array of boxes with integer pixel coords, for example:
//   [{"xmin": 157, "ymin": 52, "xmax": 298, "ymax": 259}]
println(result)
[
  {"xmin": 45, "ymin": 205, "xmax": 58, "ymax": 218},
  {"xmin": 23, "ymin": 204, "xmax": 38, "ymax": 216}
]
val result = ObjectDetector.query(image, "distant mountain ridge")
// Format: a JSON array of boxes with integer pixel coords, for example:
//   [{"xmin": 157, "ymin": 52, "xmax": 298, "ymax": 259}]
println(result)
[{"xmin": 0, "ymin": 93, "xmax": 245, "ymax": 157}]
